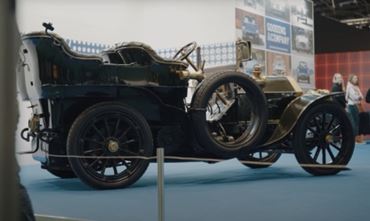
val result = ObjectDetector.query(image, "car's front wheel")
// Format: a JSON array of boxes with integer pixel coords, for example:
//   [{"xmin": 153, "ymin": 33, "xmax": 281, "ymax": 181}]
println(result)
[
  {"xmin": 293, "ymin": 102, "xmax": 355, "ymax": 176},
  {"xmin": 67, "ymin": 102, "xmax": 153, "ymax": 189}
]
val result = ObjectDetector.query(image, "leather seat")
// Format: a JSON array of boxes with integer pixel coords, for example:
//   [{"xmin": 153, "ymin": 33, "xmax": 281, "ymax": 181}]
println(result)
[
  {"xmin": 103, "ymin": 42, "xmax": 188, "ymax": 68},
  {"xmin": 23, "ymin": 32, "xmax": 103, "ymax": 62}
]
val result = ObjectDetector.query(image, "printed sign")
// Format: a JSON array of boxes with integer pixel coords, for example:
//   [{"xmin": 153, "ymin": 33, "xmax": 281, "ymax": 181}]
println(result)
[{"xmin": 265, "ymin": 17, "xmax": 291, "ymax": 53}]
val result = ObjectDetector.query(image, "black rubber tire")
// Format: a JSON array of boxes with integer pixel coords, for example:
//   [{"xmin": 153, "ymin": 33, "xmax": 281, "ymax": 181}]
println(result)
[
  {"xmin": 191, "ymin": 71, "xmax": 268, "ymax": 157},
  {"xmin": 47, "ymin": 168, "xmax": 76, "ymax": 178},
  {"xmin": 239, "ymin": 151, "xmax": 281, "ymax": 169},
  {"xmin": 67, "ymin": 102, "xmax": 153, "ymax": 189},
  {"xmin": 293, "ymin": 102, "xmax": 355, "ymax": 176}
]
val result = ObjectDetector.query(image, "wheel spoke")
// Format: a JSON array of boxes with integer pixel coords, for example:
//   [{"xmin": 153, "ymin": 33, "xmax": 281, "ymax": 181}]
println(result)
[
  {"xmin": 216, "ymin": 122, "xmax": 227, "ymax": 136},
  {"xmin": 87, "ymin": 153, "xmax": 105, "ymax": 168},
  {"xmin": 92, "ymin": 124, "xmax": 106, "ymax": 140},
  {"xmin": 330, "ymin": 142, "xmax": 341, "ymax": 151},
  {"xmin": 313, "ymin": 147, "xmax": 321, "ymax": 161},
  {"xmin": 83, "ymin": 148, "xmax": 104, "ymax": 155},
  {"xmin": 83, "ymin": 138, "xmax": 105, "ymax": 146},
  {"xmin": 122, "ymin": 161, "xmax": 133, "ymax": 175},
  {"xmin": 118, "ymin": 127, "xmax": 131, "ymax": 141},
  {"xmin": 100, "ymin": 159, "xmax": 109, "ymax": 175},
  {"xmin": 120, "ymin": 139, "xmax": 137, "ymax": 146},
  {"xmin": 332, "ymin": 135, "xmax": 343, "ymax": 142},
  {"xmin": 326, "ymin": 115, "xmax": 335, "ymax": 131},
  {"xmin": 322, "ymin": 113, "xmax": 326, "ymax": 130},
  {"xmin": 113, "ymin": 118, "xmax": 121, "ymax": 137},
  {"xmin": 120, "ymin": 148, "xmax": 139, "ymax": 156},
  {"xmin": 112, "ymin": 160, "xmax": 118, "ymax": 175},
  {"xmin": 326, "ymin": 145, "xmax": 336, "ymax": 161},
  {"xmin": 329, "ymin": 125, "xmax": 340, "ymax": 133},
  {"xmin": 322, "ymin": 147, "xmax": 327, "ymax": 164},
  {"xmin": 104, "ymin": 118, "xmax": 111, "ymax": 137},
  {"xmin": 216, "ymin": 92, "xmax": 228, "ymax": 105}
]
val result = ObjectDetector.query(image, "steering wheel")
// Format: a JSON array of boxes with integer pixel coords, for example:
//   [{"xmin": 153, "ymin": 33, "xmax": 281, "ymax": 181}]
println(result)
[{"xmin": 173, "ymin": 42, "xmax": 197, "ymax": 61}]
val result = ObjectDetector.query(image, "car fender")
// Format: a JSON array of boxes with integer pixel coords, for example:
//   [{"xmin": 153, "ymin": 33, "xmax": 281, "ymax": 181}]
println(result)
[{"xmin": 262, "ymin": 92, "xmax": 345, "ymax": 147}]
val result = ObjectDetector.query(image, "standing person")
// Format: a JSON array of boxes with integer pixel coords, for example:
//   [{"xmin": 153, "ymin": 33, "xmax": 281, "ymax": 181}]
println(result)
[
  {"xmin": 332, "ymin": 73, "xmax": 346, "ymax": 106},
  {"xmin": 346, "ymin": 74, "xmax": 363, "ymax": 143},
  {"xmin": 331, "ymin": 73, "xmax": 345, "ymax": 92}
]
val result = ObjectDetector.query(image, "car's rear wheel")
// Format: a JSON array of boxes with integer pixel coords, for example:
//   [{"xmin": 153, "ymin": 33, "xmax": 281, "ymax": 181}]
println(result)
[
  {"xmin": 191, "ymin": 71, "xmax": 267, "ymax": 157},
  {"xmin": 293, "ymin": 102, "xmax": 355, "ymax": 176},
  {"xmin": 67, "ymin": 102, "xmax": 153, "ymax": 189},
  {"xmin": 238, "ymin": 151, "xmax": 281, "ymax": 169}
]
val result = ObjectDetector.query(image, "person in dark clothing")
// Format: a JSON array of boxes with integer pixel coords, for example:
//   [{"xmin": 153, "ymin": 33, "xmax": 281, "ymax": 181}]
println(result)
[
  {"xmin": 331, "ymin": 73, "xmax": 345, "ymax": 92},
  {"xmin": 331, "ymin": 73, "xmax": 346, "ymax": 106}
]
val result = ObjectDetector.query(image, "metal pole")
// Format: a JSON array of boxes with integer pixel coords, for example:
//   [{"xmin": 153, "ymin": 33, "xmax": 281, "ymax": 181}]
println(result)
[{"xmin": 157, "ymin": 148, "xmax": 165, "ymax": 221}]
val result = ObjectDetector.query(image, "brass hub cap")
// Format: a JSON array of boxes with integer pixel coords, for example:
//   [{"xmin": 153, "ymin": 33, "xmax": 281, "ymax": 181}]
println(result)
[
  {"xmin": 107, "ymin": 140, "xmax": 119, "ymax": 153},
  {"xmin": 325, "ymin": 134, "xmax": 334, "ymax": 144}
]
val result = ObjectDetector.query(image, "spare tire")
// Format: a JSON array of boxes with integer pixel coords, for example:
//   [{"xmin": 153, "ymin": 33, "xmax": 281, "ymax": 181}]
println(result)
[{"xmin": 190, "ymin": 71, "xmax": 267, "ymax": 157}]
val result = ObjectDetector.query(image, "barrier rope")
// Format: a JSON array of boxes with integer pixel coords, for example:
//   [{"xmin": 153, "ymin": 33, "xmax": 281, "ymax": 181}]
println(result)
[{"xmin": 19, "ymin": 150, "xmax": 355, "ymax": 170}]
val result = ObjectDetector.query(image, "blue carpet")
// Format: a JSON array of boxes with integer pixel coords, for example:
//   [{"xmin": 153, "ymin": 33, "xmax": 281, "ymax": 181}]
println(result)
[{"xmin": 20, "ymin": 144, "xmax": 370, "ymax": 221}]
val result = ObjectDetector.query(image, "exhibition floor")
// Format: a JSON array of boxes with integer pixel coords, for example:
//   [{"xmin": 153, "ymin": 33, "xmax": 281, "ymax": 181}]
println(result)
[{"xmin": 20, "ymin": 144, "xmax": 370, "ymax": 221}]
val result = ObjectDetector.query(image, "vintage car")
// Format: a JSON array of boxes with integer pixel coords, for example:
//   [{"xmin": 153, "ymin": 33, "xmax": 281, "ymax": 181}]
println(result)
[{"xmin": 18, "ymin": 23, "xmax": 355, "ymax": 189}]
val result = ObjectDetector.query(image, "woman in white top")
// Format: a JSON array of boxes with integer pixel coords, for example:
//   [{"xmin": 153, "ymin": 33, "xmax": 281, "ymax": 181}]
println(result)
[{"xmin": 345, "ymin": 74, "xmax": 363, "ymax": 137}]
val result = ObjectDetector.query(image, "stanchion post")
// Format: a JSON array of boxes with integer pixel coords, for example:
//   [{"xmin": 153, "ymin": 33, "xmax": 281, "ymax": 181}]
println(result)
[{"xmin": 157, "ymin": 147, "xmax": 165, "ymax": 221}]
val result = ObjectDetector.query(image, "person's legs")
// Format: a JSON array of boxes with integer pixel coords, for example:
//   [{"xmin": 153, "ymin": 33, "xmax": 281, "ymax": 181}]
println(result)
[
  {"xmin": 352, "ymin": 105, "xmax": 363, "ymax": 143},
  {"xmin": 347, "ymin": 105, "xmax": 357, "ymax": 134},
  {"xmin": 353, "ymin": 105, "xmax": 359, "ymax": 135},
  {"xmin": 348, "ymin": 105, "xmax": 362, "ymax": 143}
]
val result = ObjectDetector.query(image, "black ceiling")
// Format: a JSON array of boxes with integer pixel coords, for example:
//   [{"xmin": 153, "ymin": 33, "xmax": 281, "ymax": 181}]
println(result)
[{"xmin": 314, "ymin": 0, "xmax": 370, "ymax": 28}]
